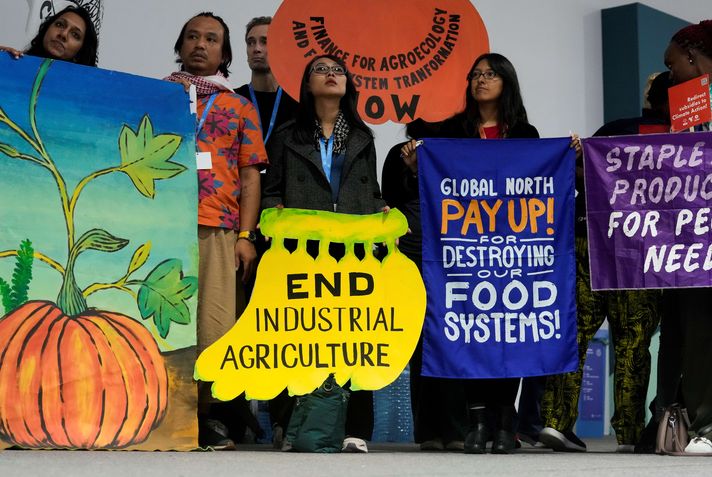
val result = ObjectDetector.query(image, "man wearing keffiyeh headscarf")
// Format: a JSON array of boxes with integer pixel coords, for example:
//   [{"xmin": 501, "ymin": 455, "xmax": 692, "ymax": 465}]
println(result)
[{"xmin": 166, "ymin": 12, "xmax": 269, "ymax": 450}]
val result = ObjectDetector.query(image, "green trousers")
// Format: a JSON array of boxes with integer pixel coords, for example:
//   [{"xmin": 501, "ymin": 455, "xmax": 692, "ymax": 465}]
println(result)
[{"xmin": 541, "ymin": 237, "xmax": 660, "ymax": 444}]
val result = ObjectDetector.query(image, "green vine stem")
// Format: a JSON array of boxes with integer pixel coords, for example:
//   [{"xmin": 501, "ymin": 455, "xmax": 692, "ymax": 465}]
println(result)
[
  {"xmin": 56, "ymin": 259, "xmax": 87, "ymax": 315},
  {"xmin": 29, "ymin": 60, "xmax": 50, "ymax": 159},
  {"xmin": 0, "ymin": 108, "xmax": 44, "ymax": 156},
  {"xmin": 69, "ymin": 166, "xmax": 121, "ymax": 217},
  {"xmin": 0, "ymin": 59, "xmax": 83, "ymax": 315},
  {"xmin": 0, "ymin": 60, "xmax": 75, "ymax": 258},
  {"xmin": 83, "ymin": 279, "xmax": 142, "ymax": 299},
  {"xmin": 0, "ymin": 250, "xmax": 65, "ymax": 275}
]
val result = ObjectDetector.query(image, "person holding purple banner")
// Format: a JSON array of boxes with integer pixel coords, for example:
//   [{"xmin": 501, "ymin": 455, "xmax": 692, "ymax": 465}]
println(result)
[
  {"xmin": 401, "ymin": 53, "xmax": 539, "ymax": 454},
  {"xmin": 539, "ymin": 73, "xmax": 670, "ymax": 455},
  {"xmin": 657, "ymin": 20, "xmax": 712, "ymax": 455}
]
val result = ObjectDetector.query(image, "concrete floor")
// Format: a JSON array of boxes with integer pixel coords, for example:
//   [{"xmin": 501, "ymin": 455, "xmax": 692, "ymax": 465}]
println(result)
[{"xmin": 2, "ymin": 437, "xmax": 711, "ymax": 477}]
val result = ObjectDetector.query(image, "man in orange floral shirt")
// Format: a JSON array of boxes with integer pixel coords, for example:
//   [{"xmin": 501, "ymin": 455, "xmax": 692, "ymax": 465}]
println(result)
[{"xmin": 166, "ymin": 12, "xmax": 268, "ymax": 449}]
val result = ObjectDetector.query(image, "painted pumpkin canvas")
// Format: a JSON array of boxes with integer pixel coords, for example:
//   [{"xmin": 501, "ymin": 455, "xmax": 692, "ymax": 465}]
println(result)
[{"xmin": 0, "ymin": 56, "xmax": 198, "ymax": 450}]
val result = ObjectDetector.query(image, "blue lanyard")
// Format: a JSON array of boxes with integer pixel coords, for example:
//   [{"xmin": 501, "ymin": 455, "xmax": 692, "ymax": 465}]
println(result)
[
  {"xmin": 248, "ymin": 84, "xmax": 283, "ymax": 144},
  {"xmin": 319, "ymin": 135, "xmax": 335, "ymax": 181},
  {"xmin": 196, "ymin": 93, "xmax": 218, "ymax": 137}
]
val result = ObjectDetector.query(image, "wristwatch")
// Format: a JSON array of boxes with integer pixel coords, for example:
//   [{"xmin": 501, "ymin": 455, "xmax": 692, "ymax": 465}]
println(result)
[{"xmin": 238, "ymin": 230, "xmax": 257, "ymax": 243}]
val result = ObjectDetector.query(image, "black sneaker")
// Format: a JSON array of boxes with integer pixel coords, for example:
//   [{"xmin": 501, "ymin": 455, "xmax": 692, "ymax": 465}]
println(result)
[
  {"xmin": 199, "ymin": 418, "xmax": 237, "ymax": 450},
  {"xmin": 539, "ymin": 427, "xmax": 586, "ymax": 452}
]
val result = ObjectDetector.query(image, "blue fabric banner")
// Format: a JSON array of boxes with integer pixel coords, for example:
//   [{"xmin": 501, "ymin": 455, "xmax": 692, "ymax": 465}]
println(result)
[{"xmin": 418, "ymin": 138, "xmax": 578, "ymax": 378}]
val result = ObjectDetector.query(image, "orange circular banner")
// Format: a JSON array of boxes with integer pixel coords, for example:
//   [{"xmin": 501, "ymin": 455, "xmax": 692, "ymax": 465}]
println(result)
[{"xmin": 270, "ymin": 0, "xmax": 489, "ymax": 124}]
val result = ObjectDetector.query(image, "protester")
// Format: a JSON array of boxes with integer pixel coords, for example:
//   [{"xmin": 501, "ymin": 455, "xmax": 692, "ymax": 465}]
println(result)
[
  {"xmin": 0, "ymin": 5, "xmax": 98, "ymax": 66},
  {"xmin": 656, "ymin": 19, "xmax": 712, "ymax": 455},
  {"xmin": 262, "ymin": 54, "xmax": 386, "ymax": 453},
  {"xmin": 165, "ymin": 11, "xmax": 268, "ymax": 450},
  {"xmin": 235, "ymin": 16, "xmax": 299, "ymax": 448},
  {"xmin": 236, "ymin": 16, "xmax": 298, "ymax": 145},
  {"xmin": 381, "ymin": 120, "xmax": 468, "ymax": 452},
  {"xmin": 539, "ymin": 72, "xmax": 670, "ymax": 455},
  {"xmin": 401, "ymin": 53, "xmax": 539, "ymax": 454}
]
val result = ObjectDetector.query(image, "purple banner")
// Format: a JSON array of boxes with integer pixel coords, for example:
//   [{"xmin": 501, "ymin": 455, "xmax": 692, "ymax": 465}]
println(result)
[{"xmin": 584, "ymin": 131, "xmax": 712, "ymax": 290}]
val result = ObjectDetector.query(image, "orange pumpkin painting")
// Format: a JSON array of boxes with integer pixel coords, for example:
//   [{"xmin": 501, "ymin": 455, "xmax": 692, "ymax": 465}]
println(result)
[
  {"xmin": 0, "ymin": 57, "xmax": 198, "ymax": 449},
  {"xmin": 0, "ymin": 302, "xmax": 168, "ymax": 448},
  {"xmin": 270, "ymin": 0, "xmax": 489, "ymax": 124}
]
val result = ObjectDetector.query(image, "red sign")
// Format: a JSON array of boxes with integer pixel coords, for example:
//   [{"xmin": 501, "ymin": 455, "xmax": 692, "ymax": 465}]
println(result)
[
  {"xmin": 270, "ymin": 0, "xmax": 489, "ymax": 124},
  {"xmin": 668, "ymin": 74, "xmax": 711, "ymax": 132}
]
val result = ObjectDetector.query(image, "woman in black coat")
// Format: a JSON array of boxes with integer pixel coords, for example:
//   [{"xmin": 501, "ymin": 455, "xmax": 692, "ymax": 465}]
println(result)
[
  {"xmin": 263, "ymin": 54, "xmax": 384, "ymax": 215},
  {"xmin": 262, "ymin": 54, "xmax": 385, "ymax": 454}
]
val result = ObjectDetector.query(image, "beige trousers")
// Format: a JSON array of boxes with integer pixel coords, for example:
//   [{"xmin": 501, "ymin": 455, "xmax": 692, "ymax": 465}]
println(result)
[{"xmin": 197, "ymin": 225, "xmax": 246, "ymax": 407}]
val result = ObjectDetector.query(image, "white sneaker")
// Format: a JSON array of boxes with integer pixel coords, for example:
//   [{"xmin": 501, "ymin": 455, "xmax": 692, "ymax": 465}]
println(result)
[
  {"xmin": 342, "ymin": 437, "xmax": 369, "ymax": 453},
  {"xmin": 685, "ymin": 437, "xmax": 712, "ymax": 454},
  {"xmin": 616, "ymin": 444, "xmax": 635, "ymax": 453}
]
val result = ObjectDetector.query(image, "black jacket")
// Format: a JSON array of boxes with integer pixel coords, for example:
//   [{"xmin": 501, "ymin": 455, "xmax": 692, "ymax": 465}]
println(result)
[{"xmin": 262, "ymin": 120, "xmax": 385, "ymax": 214}]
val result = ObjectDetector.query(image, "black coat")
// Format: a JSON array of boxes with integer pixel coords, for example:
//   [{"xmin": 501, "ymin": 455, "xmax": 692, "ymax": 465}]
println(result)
[
  {"xmin": 439, "ymin": 115, "xmax": 540, "ymax": 139},
  {"xmin": 262, "ymin": 120, "xmax": 385, "ymax": 214}
]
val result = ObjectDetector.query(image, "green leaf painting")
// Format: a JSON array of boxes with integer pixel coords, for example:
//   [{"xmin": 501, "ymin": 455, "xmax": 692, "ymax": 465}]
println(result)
[
  {"xmin": 0, "ymin": 143, "xmax": 20, "ymax": 158},
  {"xmin": 74, "ymin": 228, "xmax": 130, "ymax": 256},
  {"xmin": 119, "ymin": 115, "xmax": 186, "ymax": 198},
  {"xmin": 0, "ymin": 279, "xmax": 12, "ymax": 313},
  {"xmin": 126, "ymin": 242, "xmax": 152, "ymax": 276},
  {"xmin": 138, "ymin": 259, "xmax": 198, "ymax": 339},
  {"xmin": 0, "ymin": 240, "xmax": 34, "ymax": 314}
]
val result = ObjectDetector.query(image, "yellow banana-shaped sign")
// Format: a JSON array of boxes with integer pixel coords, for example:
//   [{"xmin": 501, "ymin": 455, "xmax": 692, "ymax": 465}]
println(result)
[{"xmin": 195, "ymin": 208, "xmax": 426, "ymax": 400}]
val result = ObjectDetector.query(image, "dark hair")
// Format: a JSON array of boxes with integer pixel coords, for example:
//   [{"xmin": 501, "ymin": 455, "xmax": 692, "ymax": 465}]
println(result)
[
  {"xmin": 293, "ymin": 54, "xmax": 372, "ymax": 143},
  {"xmin": 405, "ymin": 119, "xmax": 441, "ymax": 139},
  {"xmin": 672, "ymin": 20, "xmax": 712, "ymax": 59},
  {"xmin": 245, "ymin": 16, "xmax": 271, "ymax": 41},
  {"xmin": 646, "ymin": 71, "xmax": 671, "ymax": 112},
  {"xmin": 174, "ymin": 12, "xmax": 232, "ymax": 77},
  {"xmin": 26, "ymin": 6, "xmax": 98, "ymax": 66},
  {"xmin": 457, "ymin": 53, "xmax": 528, "ymax": 138}
]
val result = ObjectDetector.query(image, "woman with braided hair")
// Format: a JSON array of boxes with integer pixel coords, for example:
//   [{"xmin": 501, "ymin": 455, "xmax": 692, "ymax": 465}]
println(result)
[
  {"xmin": 659, "ymin": 19, "xmax": 712, "ymax": 455},
  {"xmin": 664, "ymin": 20, "xmax": 712, "ymax": 87}
]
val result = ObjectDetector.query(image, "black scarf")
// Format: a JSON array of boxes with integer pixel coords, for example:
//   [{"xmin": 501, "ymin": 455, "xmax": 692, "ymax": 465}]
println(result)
[{"xmin": 314, "ymin": 111, "xmax": 349, "ymax": 154}]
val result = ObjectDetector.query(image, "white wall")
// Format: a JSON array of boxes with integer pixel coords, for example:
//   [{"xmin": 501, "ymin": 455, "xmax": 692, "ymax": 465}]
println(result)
[{"xmin": 2, "ymin": 0, "xmax": 711, "ymax": 170}]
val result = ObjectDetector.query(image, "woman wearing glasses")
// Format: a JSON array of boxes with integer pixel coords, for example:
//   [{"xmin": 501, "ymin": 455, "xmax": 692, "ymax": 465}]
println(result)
[
  {"xmin": 263, "ymin": 54, "xmax": 384, "ymax": 217},
  {"xmin": 437, "ymin": 53, "xmax": 538, "ymax": 140},
  {"xmin": 262, "ymin": 54, "xmax": 386, "ymax": 453},
  {"xmin": 400, "ymin": 53, "xmax": 538, "ymax": 454}
]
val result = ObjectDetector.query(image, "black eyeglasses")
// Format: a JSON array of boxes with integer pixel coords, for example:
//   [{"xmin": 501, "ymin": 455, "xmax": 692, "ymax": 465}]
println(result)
[
  {"xmin": 310, "ymin": 63, "xmax": 347, "ymax": 76},
  {"xmin": 468, "ymin": 70, "xmax": 498, "ymax": 81}
]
